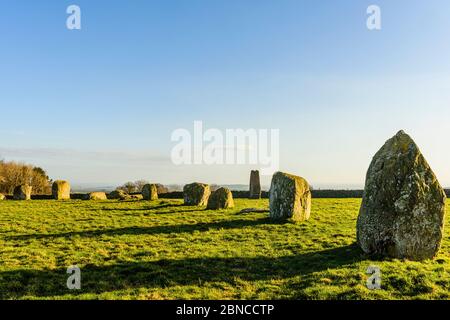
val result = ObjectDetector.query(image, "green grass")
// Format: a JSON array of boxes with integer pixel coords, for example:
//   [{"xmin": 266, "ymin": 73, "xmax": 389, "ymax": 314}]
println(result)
[{"xmin": 1, "ymin": 198, "xmax": 450, "ymax": 300}]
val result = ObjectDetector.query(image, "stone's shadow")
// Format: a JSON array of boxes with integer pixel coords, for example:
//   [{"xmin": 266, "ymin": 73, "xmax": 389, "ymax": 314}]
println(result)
[
  {"xmin": 0, "ymin": 243, "xmax": 363, "ymax": 299},
  {"xmin": 99, "ymin": 203, "xmax": 185, "ymax": 212},
  {"xmin": 7, "ymin": 218, "xmax": 279, "ymax": 240}
]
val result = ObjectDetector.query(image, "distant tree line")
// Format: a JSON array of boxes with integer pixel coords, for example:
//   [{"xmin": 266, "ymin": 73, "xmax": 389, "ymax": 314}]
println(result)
[
  {"xmin": 116, "ymin": 180, "xmax": 169, "ymax": 194},
  {"xmin": 0, "ymin": 159, "xmax": 52, "ymax": 195}
]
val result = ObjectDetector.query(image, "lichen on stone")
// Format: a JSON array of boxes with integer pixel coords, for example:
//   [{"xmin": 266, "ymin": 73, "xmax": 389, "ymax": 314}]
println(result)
[{"xmin": 357, "ymin": 130, "xmax": 446, "ymax": 261}]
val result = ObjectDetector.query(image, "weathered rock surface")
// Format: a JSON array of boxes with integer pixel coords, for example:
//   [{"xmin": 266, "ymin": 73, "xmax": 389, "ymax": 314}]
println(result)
[
  {"xmin": 156, "ymin": 184, "xmax": 169, "ymax": 194},
  {"xmin": 52, "ymin": 180, "xmax": 71, "ymax": 200},
  {"xmin": 269, "ymin": 172, "xmax": 311, "ymax": 222},
  {"xmin": 13, "ymin": 185, "xmax": 32, "ymax": 200},
  {"xmin": 130, "ymin": 194, "xmax": 143, "ymax": 200},
  {"xmin": 142, "ymin": 184, "xmax": 158, "ymax": 200},
  {"xmin": 207, "ymin": 187, "xmax": 234, "ymax": 209},
  {"xmin": 108, "ymin": 190, "xmax": 130, "ymax": 200},
  {"xmin": 183, "ymin": 183, "xmax": 211, "ymax": 206},
  {"xmin": 85, "ymin": 192, "xmax": 107, "ymax": 201},
  {"xmin": 249, "ymin": 170, "xmax": 262, "ymax": 199},
  {"xmin": 357, "ymin": 130, "xmax": 446, "ymax": 260},
  {"xmin": 0, "ymin": 193, "xmax": 5, "ymax": 200}
]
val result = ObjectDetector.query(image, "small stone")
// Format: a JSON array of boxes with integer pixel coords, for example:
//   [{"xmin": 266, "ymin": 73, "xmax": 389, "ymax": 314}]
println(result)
[
  {"xmin": 269, "ymin": 172, "xmax": 311, "ymax": 222},
  {"xmin": 357, "ymin": 130, "xmax": 446, "ymax": 260},
  {"xmin": 207, "ymin": 187, "xmax": 234, "ymax": 209},
  {"xmin": 108, "ymin": 190, "xmax": 130, "ymax": 200},
  {"xmin": 183, "ymin": 183, "xmax": 211, "ymax": 206},
  {"xmin": 13, "ymin": 185, "xmax": 32, "ymax": 201},
  {"xmin": 52, "ymin": 180, "xmax": 71, "ymax": 200},
  {"xmin": 85, "ymin": 192, "xmax": 107, "ymax": 200},
  {"xmin": 142, "ymin": 184, "xmax": 158, "ymax": 200}
]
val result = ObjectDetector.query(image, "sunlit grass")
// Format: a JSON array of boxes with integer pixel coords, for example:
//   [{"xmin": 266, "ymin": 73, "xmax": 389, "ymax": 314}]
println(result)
[{"xmin": 0, "ymin": 198, "xmax": 449, "ymax": 300}]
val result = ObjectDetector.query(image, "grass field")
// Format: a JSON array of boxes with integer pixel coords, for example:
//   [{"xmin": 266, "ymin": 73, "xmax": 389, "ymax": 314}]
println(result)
[{"xmin": 1, "ymin": 198, "xmax": 450, "ymax": 300}]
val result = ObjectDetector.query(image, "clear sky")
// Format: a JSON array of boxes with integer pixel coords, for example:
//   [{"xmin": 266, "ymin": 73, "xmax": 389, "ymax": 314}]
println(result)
[{"xmin": 1, "ymin": 1, "xmax": 450, "ymax": 188}]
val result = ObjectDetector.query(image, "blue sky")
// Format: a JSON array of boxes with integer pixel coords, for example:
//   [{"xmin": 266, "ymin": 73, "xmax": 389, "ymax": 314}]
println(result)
[{"xmin": 1, "ymin": 1, "xmax": 450, "ymax": 188}]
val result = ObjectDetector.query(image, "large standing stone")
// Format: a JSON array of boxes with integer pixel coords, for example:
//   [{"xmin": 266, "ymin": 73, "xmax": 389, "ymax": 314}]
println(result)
[
  {"xmin": 13, "ymin": 185, "xmax": 32, "ymax": 200},
  {"xmin": 249, "ymin": 170, "xmax": 262, "ymax": 199},
  {"xmin": 183, "ymin": 183, "xmax": 211, "ymax": 206},
  {"xmin": 84, "ymin": 192, "xmax": 107, "ymax": 200},
  {"xmin": 269, "ymin": 172, "xmax": 311, "ymax": 222},
  {"xmin": 357, "ymin": 130, "xmax": 446, "ymax": 261},
  {"xmin": 207, "ymin": 187, "xmax": 235, "ymax": 210},
  {"xmin": 142, "ymin": 184, "xmax": 158, "ymax": 200},
  {"xmin": 52, "ymin": 180, "xmax": 71, "ymax": 200}
]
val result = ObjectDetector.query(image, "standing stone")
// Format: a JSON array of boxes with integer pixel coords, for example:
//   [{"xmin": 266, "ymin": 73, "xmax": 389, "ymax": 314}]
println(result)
[
  {"xmin": 84, "ymin": 192, "xmax": 107, "ymax": 200},
  {"xmin": 269, "ymin": 172, "xmax": 311, "ymax": 222},
  {"xmin": 207, "ymin": 187, "xmax": 235, "ymax": 210},
  {"xmin": 142, "ymin": 184, "xmax": 158, "ymax": 200},
  {"xmin": 357, "ymin": 130, "xmax": 446, "ymax": 261},
  {"xmin": 183, "ymin": 183, "xmax": 211, "ymax": 206},
  {"xmin": 13, "ymin": 185, "xmax": 32, "ymax": 200},
  {"xmin": 52, "ymin": 180, "xmax": 71, "ymax": 200},
  {"xmin": 249, "ymin": 170, "xmax": 262, "ymax": 199},
  {"xmin": 0, "ymin": 194, "xmax": 5, "ymax": 200}
]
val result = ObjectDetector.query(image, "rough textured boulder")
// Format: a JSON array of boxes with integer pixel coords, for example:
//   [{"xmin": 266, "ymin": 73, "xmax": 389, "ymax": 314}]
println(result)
[
  {"xmin": 269, "ymin": 172, "xmax": 311, "ymax": 222},
  {"xmin": 108, "ymin": 190, "xmax": 130, "ymax": 200},
  {"xmin": 183, "ymin": 183, "xmax": 211, "ymax": 206},
  {"xmin": 52, "ymin": 180, "xmax": 71, "ymax": 200},
  {"xmin": 156, "ymin": 183, "xmax": 169, "ymax": 194},
  {"xmin": 13, "ymin": 185, "xmax": 32, "ymax": 200},
  {"xmin": 0, "ymin": 194, "xmax": 5, "ymax": 200},
  {"xmin": 85, "ymin": 192, "xmax": 107, "ymax": 201},
  {"xmin": 130, "ymin": 194, "xmax": 143, "ymax": 200},
  {"xmin": 142, "ymin": 184, "xmax": 158, "ymax": 200},
  {"xmin": 249, "ymin": 170, "xmax": 262, "ymax": 199},
  {"xmin": 357, "ymin": 130, "xmax": 446, "ymax": 260},
  {"xmin": 207, "ymin": 187, "xmax": 234, "ymax": 209}
]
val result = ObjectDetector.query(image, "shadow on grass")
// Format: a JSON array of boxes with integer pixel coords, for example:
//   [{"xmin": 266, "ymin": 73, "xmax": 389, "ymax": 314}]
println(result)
[
  {"xmin": 6, "ymin": 218, "xmax": 281, "ymax": 240},
  {"xmin": 0, "ymin": 243, "xmax": 363, "ymax": 299},
  {"xmin": 99, "ymin": 203, "xmax": 186, "ymax": 212}
]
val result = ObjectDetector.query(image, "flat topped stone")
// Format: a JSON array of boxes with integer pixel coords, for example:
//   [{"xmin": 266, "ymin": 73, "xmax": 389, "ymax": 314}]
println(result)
[
  {"xmin": 269, "ymin": 171, "xmax": 311, "ymax": 222},
  {"xmin": 207, "ymin": 187, "xmax": 234, "ymax": 210},
  {"xmin": 183, "ymin": 183, "xmax": 211, "ymax": 206},
  {"xmin": 85, "ymin": 192, "xmax": 107, "ymax": 201},
  {"xmin": 142, "ymin": 184, "xmax": 158, "ymax": 200},
  {"xmin": 249, "ymin": 170, "xmax": 261, "ymax": 199},
  {"xmin": 52, "ymin": 180, "xmax": 71, "ymax": 200},
  {"xmin": 108, "ymin": 190, "xmax": 130, "ymax": 200},
  {"xmin": 357, "ymin": 130, "xmax": 446, "ymax": 260}
]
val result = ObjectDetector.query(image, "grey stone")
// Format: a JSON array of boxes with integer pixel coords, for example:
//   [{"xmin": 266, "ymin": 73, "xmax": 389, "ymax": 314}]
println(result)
[
  {"xmin": 13, "ymin": 185, "xmax": 32, "ymax": 201},
  {"xmin": 269, "ymin": 172, "xmax": 311, "ymax": 221},
  {"xmin": 52, "ymin": 180, "xmax": 71, "ymax": 200},
  {"xmin": 142, "ymin": 184, "xmax": 158, "ymax": 200},
  {"xmin": 357, "ymin": 130, "xmax": 446, "ymax": 260},
  {"xmin": 249, "ymin": 170, "xmax": 261, "ymax": 199},
  {"xmin": 183, "ymin": 183, "xmax": 211, "ymax": 206},
  {"xmin": 207, "ymin": 187, "xmax": 234, "ymax": 210}
]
